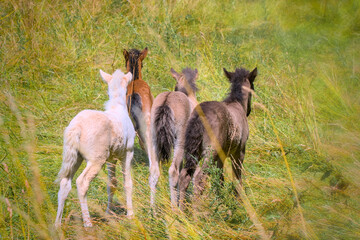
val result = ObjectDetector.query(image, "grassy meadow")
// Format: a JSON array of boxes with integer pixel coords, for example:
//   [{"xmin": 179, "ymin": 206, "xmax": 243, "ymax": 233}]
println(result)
[{"xmin": 1, "ymin": 0, "xmax": 359, "ymax": 239}]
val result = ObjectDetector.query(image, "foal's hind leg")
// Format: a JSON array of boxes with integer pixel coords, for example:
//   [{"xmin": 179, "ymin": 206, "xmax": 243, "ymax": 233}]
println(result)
[
  {"xmin": 123, "ymin": 149, "xmax": 134, "ymax": 217},
  {"xmin": 178, "ymin": 168, "xmax": 192, "ymax": 211},
  {"xmin": 231, "ymin": 147, "xmax": 245, "ymax": 195},
  {"xmin": 193, "ymin": 151, "xmax": 217, "ymax": 198},
  {"xmin": 55, "ymin": 156, "xmax": 83, "ymax": 228},
  {"xmin": 169, "ymin": 140, "xmax": 185, "ymax": 208},
  {"xmin": 149, "ymin": 142, "xmax": 160, "ymax": 208},
  {"xmin": 144, "ymin": 113, "xmax": 153, "ymax": 165},
  {"xmin": 76, "ymin": 160, "xmax": 106, "ymax": 227},
  {"xmin": 193, "ymin": 162, "xmax": 209, "ymax": 198},
  {"xmin": 193, "ymin": 153, "xmax": 224, "ymax": 206},
  {"xmin": 106, "ymin": 159, "xmax": 118, "ymax": 214},
  {"xmin": 148, "ymin": 115, "xmax": 160, "ymax": 208}
]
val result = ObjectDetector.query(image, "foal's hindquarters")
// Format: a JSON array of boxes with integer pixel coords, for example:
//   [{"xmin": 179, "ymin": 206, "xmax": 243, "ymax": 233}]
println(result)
[{"xmin": 149, "ymin": 92, "xmax": 192, "ymax": 207}]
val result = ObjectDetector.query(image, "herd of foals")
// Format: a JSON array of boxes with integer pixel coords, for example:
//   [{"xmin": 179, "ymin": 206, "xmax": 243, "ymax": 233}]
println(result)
[{"xmin": 54, "ymin": 47, "xmax": 257, "ymax": 228}]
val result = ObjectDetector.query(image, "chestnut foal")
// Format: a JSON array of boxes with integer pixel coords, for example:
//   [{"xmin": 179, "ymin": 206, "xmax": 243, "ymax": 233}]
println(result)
[{"xmin": 123, "ymin": 47, "xmax": 154, "ymax": 166}]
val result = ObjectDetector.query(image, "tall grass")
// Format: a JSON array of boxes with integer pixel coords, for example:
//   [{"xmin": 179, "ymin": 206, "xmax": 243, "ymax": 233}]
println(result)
[{"xmin": 1, "ymin": 0, "xmax": 359, "ymax": 239}]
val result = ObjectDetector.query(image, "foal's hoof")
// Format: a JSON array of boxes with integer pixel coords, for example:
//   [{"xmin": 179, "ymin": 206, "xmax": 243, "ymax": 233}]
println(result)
[
  {"xmin": 105, "ymin": 208, "xmax": 112, "ymax": 216},
  {"xmin": 127, "ymin": 211, "xmax": 134, "ymax": 219},
  {"xmin": 54, "ymin": 222, "xmax": 61, "ymax": 229},
  {"xmin": 150, "ymin": 207, "xmax": 158, "ymax": 216},
  {"xmin": 107, "ymin": 203, "xmax": 127, "ymax": 215},
  {"xmin": 83, "ymin": 221, "xmax": 93, "ymax": 228}
]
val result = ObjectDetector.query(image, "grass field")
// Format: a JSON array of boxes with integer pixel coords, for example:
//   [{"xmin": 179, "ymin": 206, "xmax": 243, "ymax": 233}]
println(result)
[{"xmin": 1, "ymin": 0, "xmax": 359, "ymax": 239}]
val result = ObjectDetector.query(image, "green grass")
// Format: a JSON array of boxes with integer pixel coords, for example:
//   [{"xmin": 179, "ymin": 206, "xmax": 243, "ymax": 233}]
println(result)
[{"xmin": 1, "ymin": 0, "xmax": 359, "ymax": 239}]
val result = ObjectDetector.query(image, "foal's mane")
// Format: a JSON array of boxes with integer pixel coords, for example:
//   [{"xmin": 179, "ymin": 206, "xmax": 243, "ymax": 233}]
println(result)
[
  {"xmin": 126, "ymin": 49, "xmax": 142, "ymax": 80},
  {"xmin": 176, "ymin": 67, "xmax": 198, "ymax": 96},
  {"xmin": 112, "ymin": 69, "xmax": 124, "ymax": 79},
  {"xmin": 182, "ymin": 68, "xmax": 198, "ymax": 93},
  {"xmin": 224, "ymin": 68, "xmax": 249, "ymax": 103}
]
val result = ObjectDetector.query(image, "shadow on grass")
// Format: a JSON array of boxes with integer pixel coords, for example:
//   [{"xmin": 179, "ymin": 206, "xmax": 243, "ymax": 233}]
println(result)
[{"xmin": 133, "ymin": 145, "xmax": 149, "ymax": 166}]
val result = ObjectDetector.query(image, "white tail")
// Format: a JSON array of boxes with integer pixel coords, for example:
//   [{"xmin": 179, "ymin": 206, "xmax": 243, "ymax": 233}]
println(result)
[{"xmin": 55, "ymin": 126, "xmax": 81, "ymax": 183}]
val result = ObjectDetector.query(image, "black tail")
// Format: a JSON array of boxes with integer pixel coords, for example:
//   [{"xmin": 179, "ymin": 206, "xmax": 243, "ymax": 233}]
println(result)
[
  {"xmin": 154, "ymin": 105, "xmax": 175, "ymax": 162},
  {"xmin": 184, "ymin": 113, "xmax": 205, "ymax": 175},
  {"xmin": 127, "ymin": 93, "xmax": 142, "ymax": 131}
]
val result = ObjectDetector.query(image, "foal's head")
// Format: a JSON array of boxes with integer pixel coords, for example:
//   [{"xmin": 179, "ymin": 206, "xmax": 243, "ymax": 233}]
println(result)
[
  {"xmin": 100, "ymin": 69, "xmax": 133, "ymax": 100},
  {"xmin": 123, "ymin": 47, "xmax": 148, "ymax": 81},
  {"xmin": 223, "ymin": 67, "xmax": 257, "ymax": 116},
  {"xmin": 171, "ymin": 67, "xmax": 198, "ymax": 96}
]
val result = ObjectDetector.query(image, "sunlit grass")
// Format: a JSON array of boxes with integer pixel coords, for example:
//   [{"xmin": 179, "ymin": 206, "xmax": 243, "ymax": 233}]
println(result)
[{"xmin": 1, "ymin": 0, "xmax": 359, "ymax": 239}]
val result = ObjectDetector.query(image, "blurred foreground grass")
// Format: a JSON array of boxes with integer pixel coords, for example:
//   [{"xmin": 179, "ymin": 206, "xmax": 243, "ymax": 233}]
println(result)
[{"xmin": 0, "ymin": 0, "xmax": 359, "ymax": 239}]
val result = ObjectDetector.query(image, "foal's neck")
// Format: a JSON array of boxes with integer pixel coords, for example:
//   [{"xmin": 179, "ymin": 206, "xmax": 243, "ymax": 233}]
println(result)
[
  {"xmin": 105, "ymin": 96, "xmax": 127, "ymax": 112},
  {"xmin": 188, "ymin": 94, "xmax": 198, "ymax": 111},
  {"xmin": 225, "ymin": 95, "xmax": 249, "ymax": 116},
  {"xmin": 131, "ymin": 75, "xmax": 141, "ymax": 82},
  {"xmin": 128, "ymin": 66, "xmax": 142, "ymax": 82},
  {"xmin": 136, "ymin": 72, "xmax": 142, "ymax": 81}
]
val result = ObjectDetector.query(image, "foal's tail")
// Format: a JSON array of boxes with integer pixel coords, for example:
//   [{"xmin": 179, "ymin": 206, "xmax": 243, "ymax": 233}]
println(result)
[
  {"xmin": 55, "ymin": 126, "xmax": 81, "ymax": 183},
  {"xmin": 154, "ymin": 104, "xmax": 175, "ymax": 162},
  {"xmin": 184, "ymin": 113, "xmax": 204, "ymax": 176}
]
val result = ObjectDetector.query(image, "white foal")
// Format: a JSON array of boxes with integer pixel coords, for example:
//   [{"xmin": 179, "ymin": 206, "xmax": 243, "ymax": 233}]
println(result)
[{"xmin": 55, "ymin": 69, "xmax": 135, "ymax": 228}]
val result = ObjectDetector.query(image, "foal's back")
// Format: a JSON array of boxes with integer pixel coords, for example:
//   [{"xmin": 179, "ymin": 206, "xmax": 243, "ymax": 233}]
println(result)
[
  {"xmin": 66, "ymin": 110, "xmax": 112, "ymax": 148},
  {"xmin": 65, "ymin": 108, "xmax": 132, "ymax": 161},
  {"xmin": 188, "ymin": 100, "xmax": 249, "ymax": 156},
  {"xmin": 127, "ymin": 79, "xmax": 154, "ymax": 114},
  {"xmin": 153, "ymin": 91, "xmax": 191, "ymax": 126}
]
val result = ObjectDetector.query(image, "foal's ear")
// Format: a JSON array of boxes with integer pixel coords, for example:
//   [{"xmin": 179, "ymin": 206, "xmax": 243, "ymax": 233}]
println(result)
[
  {"xmin": 248, "ymin": 67, "xmax": 257, "ymax": 83},
  {"xmin": 100, "ymin": 69, "xmax": 112, "ymax": 83},
  {"xmin": 170, "ymin": 68, "xmax": 180, "ymax": 81},
  {"xmin": 194, "ymin": 68, "xmax": 199, "ymax": 79},
  {"xmin": 123, "ymin": 49, "xmax": 129, "ymax": 61},
  {"xmin": 140, "ymin": 47, "xmax": 148, "ymax": 61},
  {"xmin": 223, "ymin": 68, "xmax": 232, "ymax": 80},
  {"xmin": 124, "ymin": 72, "xmax": 133, "ymax": 84}
]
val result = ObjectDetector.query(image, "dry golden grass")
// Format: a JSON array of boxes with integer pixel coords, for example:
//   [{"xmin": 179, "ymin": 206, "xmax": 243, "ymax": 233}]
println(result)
[{"xmin": 1, "ymin": 0, "xmax": 359, "ymax": 239}]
